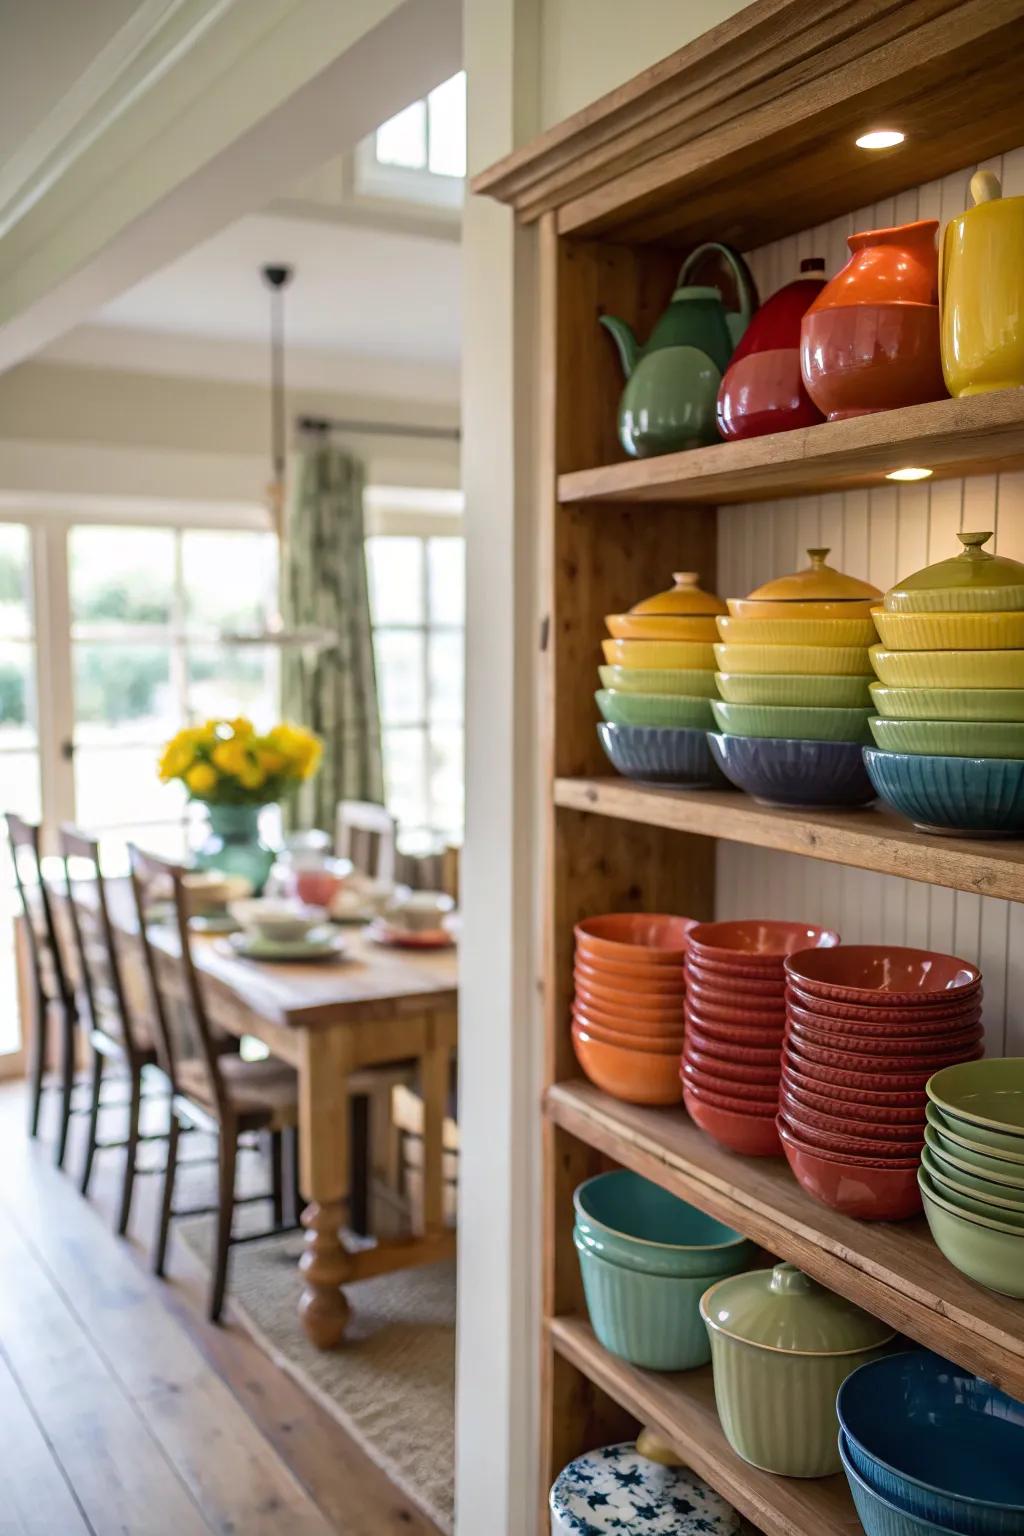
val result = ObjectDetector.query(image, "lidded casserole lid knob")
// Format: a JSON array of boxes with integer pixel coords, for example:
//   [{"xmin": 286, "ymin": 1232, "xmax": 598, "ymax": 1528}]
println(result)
[{"xmin": 884, "ymin": 531, "xmax": 1024, "ymax": 613}]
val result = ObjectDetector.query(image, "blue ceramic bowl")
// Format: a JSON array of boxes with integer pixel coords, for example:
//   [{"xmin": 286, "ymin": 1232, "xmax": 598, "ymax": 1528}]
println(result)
[
  {"xmin": 707, "ymin": 733, "xmax": 875, "ymax": 809},
  {"xmin": 573, "ymin": 1228, "xmax": 713, "ymax": 1371},
  {"xmin": 840, "ymin": 1432, "xmax": 959, "ymax": 1536},
  {"xmin": 863, "ymin": 749, "xmax": 1024, "ymax": 836},
  {"xmin": 597, "ymin": 722, "xmax": 727, "ymax": 788},
  {"xmin": 837, "ymin": 1351, "xmax": 1024, "ymax": 1535},
  {"xmin": 574, "ymin": 1169, "xmax": 752, "ymax": 1279}
]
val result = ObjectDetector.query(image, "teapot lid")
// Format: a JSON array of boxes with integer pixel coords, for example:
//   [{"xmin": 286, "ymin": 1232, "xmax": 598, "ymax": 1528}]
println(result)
[
  {"xmin": 699, "ymin": 1262, "xmax": 895, "ymax": 1355},
  {"xmin": 748, "ymin": 549, "xmax": 882, "ymax": 603},
  {"xmin": 630, "ymin": 571, "xmax": 727, "ymax": 617},
  {"xmin": 885, "ymin": 531, "xmax": 1024, "ymax": 612}
]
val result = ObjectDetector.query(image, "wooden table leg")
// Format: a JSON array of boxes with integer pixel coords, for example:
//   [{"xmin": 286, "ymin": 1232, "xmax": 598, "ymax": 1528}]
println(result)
[
  {"xmin": 297, "ymin": 1027, "xmax": 354, "ymax": 1349},
  {"xmin": 418, "ymin": 1014, "xmax": 452, "ymax": 1239}
]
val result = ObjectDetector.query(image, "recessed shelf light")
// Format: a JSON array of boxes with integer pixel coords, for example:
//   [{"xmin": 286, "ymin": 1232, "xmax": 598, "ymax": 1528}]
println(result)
[
  {"xmin": 885, "ymin": 466, "xmax": 933, "ymax": 482},
  {"xmin": 856, "ymin": 129, "xmax": 906, "ymax": 150}
]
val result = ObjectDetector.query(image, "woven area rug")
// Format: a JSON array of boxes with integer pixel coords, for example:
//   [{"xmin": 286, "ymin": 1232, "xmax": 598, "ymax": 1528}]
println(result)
[{"xmin": 176, "ymin": 1164, "xmax": 455, "ymax": 1534}]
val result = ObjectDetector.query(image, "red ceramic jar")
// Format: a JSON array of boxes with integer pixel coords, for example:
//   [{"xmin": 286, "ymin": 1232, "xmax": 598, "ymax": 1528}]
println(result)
[
  {"xmin": 717, "ymin": 259, "xmax": 826, "ymax": 439},
  {"xmin": 800, "ymin": 220, "xmax": 947, "ymax": 420}
]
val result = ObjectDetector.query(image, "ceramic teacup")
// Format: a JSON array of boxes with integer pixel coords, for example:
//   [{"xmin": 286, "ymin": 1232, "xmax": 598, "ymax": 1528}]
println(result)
[
  {"xmin": 228, "ymin": 897, "xmax": 326, "ymax": 943},
  {"xmin": 382, "ymin": 890, "xmax": 455, "ymax": 934}
]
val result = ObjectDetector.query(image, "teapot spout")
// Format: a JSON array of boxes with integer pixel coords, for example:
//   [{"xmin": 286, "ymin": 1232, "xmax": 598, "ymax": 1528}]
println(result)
[{"xmin": 599, "ymin": 315, "xmax": 639, "ymax": 379}]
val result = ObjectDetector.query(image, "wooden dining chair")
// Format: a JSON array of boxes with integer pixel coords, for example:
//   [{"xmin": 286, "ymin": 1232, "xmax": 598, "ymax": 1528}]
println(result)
[
  {"xmin": 59, "ymin": 826, "xmax": 166, "ymax": 1233},
  {"xmin": 5, "ymin": 812, "xmax": 78, "ymax": 1165},
  {"xmin": 335, "ymin": 800, "xmax": 397, "ymax": 883},
  {"xmin": 128, "ymin": 844, "xmax": 299, "ymax": 1322}
]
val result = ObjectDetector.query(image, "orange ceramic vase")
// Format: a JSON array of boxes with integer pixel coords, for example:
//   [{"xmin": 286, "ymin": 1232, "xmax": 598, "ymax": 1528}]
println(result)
[{"xmin": 800, "ymin": 219, "xmax": 947, "ymax": 421}]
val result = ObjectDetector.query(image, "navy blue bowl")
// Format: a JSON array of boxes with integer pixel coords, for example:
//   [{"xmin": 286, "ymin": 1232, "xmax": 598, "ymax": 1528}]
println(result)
[
  {"xmin": 837, "ymin": 1351, "xmax": 1024, "ymax": 1535},
  {"xmin": 707, "ymin": 732, "xmax": 875, "ymax": 809},
  {"xmin": 839, "ymin": 1431, "xmax": 961, "ymax": 1536},
  {"xmin": 864, "ymin": 749, "xmax": 1024, "ymax": 837},
  {"xmin": 597, "ymin": 723, "xmax": 727, "ymax": 788}
]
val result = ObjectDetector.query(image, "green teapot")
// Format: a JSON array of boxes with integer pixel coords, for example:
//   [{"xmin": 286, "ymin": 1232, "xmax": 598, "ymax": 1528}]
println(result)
[{"xmin": 601, "ymin": 242, "xmax": 755, "ymax": 458}]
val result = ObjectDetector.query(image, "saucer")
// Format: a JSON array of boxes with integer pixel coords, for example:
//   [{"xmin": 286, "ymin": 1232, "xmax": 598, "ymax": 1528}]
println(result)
[
  {"xmin": 223, "ymin": 928, "xmax": 347, "ymax": 963},
  {"xmin": 366, "ymin": 919, "xmax": 455, "ymax": 950}
]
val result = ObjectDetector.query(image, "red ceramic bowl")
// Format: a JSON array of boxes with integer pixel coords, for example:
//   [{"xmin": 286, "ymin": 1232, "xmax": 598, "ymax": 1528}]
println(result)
[
  {"xmin": 780, "ymin": 1067, "xmax": 924, "ymax": 1121},
  {"xmin": 785, "ymin": 980, "xmax": 983, "ymax": 1024},
  {"xmin": 778, "ymin": 1109, "xmax": 922, "ymax": 1160},
  {"xmin": 785, "ymin": 996, "xmax": 982, "ymax": 1040},
  {"xmin": 682, "ymin": 1060, "xmax": 778, "ymax": 1105},
  {"xmin": 784, "ymin": 1039, "xmax": 983, "ymax": 1093},
  {"xmin": 784, "ymin": 945, "xmax": 981, "ymax": 1005},
  {"xmin": 684, "ymin": 1010, "xmax": 787, "ymax": 1047},
  {"xmin": 685, "ymin": 958, "xmax": 787, "ymax": 996},
  {"xmin": 785, "ymin": 1027, "xmax": 983, "ymax": 1072},
  {"xmin": 571, "ymin": 1024, "xmax": 682, "ymax": 1106},
  {"xmin": 786, "ymin": 1016, "xmax": 984, "ymax": 1058},
  {"xmin": 684, "ymin": 987, "xmax": 787, "ymax": 1028},
  {"xmin": 778, "ymin": 1085, "xmax": 922, "ymax": 1141},
  {"xmin": 688, "ymin": 919, "xmax": 840, "ymax": 967},
  {"xmin": 685, "ymin": 1046, "xmax": 780, "ymax": 1086},
  {"xmin": 575, "ymin": 914, "xmax": 695, "ymax": 967},
  {"xmin": 686, "ymin": 1025, "xmax": 783, "ymax": 1066},
  {"xmin": 575, "ymin": 956, "xmax": 687, "ymax": 995},
  {"xmin": 573, "ymin": 1011, "xmax": 684, "ymax": 1056},
  {"xmin": 684, "ymin": 1086, "xmax": 782, "ymax": 1156},
  {"xmin": 776, "ymin": 1118, "xmax": 922, "ymax": 1219},
  {"xmin": 573, "ymin": 978, "xmax": 686, "ymax": 1024}
]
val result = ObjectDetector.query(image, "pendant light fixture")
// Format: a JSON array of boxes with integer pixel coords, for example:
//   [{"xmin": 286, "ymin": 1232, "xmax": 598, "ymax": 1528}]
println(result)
[{"xmin": 221, "ymin": 264, "xmax": 334, "ymax": 651}]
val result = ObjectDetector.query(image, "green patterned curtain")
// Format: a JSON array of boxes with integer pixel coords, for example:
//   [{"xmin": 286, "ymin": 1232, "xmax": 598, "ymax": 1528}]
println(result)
[{"xmin": 280, "ymin": 445, "xmax": 384, "ymax": 830}]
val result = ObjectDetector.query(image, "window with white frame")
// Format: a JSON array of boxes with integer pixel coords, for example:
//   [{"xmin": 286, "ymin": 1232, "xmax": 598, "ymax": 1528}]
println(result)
[
  {"xmin": 366, "ymin": 531, "xmax": 464, "ymax": 850},
  {"xmin": 355, "ymin": 71, "xmax": 466, "ymax": 209}
]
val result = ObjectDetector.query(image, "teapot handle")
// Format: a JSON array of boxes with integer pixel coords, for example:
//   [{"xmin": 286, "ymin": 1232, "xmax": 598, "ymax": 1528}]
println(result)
[{"xmin": 678, "ymin": 241, "xmax": 754, "ymax": 349}]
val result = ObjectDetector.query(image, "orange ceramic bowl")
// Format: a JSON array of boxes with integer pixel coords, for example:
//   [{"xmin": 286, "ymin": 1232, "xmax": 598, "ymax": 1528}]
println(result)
[
  {"xmin": 575, "ymin": 955, "xmax": 686, "ymax": 995},
  {"xmin": 573, "ymin": 974, "xmax": 687, "ymax": 1022},
  {"xmin": 687, "ymin": 919, "xmax": 840, "ymax": 968},
  {"xmin": 574, "ymin": 1011, "xmax": 684, "ymax": 1056},
  {"xmin": 681, "ymin": 1060, "xmax": 778, "ymax": 1105},
  {"xmin": 686, "ymin": 1025, "xmax": 783, "ymax": 1066},
  {"xmin": 683, "ymin": 1085, "xmax": 782, "ymax": 1156},
  {"xmin": 574, "ymin": 913, "xmax": 696, "ymax": 966},
  {"xmin": 685, "ymin": 1046, "xmax": 780, "ymax": 1086},
  {"xmin": 573, "ymin": 1004, "xmax": 685, "ymax": 1043},
  {"xmin": 572, "ymin": 1023, "xmax": 683, "ymax": 1106},
  {"xmin": 686, "ymin": 959, "xmax": 787, "ymax": 996}
]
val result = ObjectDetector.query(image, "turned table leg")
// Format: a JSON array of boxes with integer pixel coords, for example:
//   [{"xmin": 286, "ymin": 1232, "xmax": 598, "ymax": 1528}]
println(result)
[
  {"xmin": 297, "ymin": 1027, "xmax": 353, "ymax": 1348},
  {"xmin": 418, "ymin": 1014, "xmax": 453, "ymax": 1239}
]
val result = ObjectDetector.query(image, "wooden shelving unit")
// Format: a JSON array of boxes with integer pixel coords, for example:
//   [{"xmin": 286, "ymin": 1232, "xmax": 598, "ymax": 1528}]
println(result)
[{"xmin": 476, "ymin": 2, "xmax": 1024, "ymax": 1528}]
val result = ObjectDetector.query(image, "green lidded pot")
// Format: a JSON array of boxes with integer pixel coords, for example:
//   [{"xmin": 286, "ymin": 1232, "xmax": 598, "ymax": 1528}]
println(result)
[
  {"xmin": 699, "ymin": 1261, "xmax": 894, "ymax": 1477},
  {"xmin": 884, "ymin": 530, "xmax": 1024, "ymax": 613}
]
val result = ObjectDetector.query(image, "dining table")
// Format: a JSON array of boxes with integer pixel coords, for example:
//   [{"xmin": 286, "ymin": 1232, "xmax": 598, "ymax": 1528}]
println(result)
[{"xmin": 22, "ymin": 892, "xmax": 459, "ymax": 1351}]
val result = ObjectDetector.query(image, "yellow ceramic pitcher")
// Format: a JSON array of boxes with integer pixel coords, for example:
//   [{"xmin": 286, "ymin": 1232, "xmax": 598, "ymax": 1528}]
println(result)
[{"xmin": 940, "ymin": 170, "xmax": 1024, "ymax": 396}]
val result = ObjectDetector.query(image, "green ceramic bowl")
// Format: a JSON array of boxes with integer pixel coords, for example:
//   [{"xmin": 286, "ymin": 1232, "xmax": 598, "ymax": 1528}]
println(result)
[
  {"xmin": 595, "ymin": 688, "xmax": 715, "ymax": 730},
  {"xmin": 921, "ymin": 1140, "xmax": 1024, "ymax": 1216},
  {"xmin": 920, "ymin": 1147, "xmax": 1024, "ymax": 1229},
  {"xmin": 868, "ymin": 717, "xmax": 1024, "ymax": 758},
  {"xmin": 927, "ymin": 1057, "xmax": 1024, "ymax": 1135},
  {"xmin": 870, "ymin": 684, "xmax": 1024, "ymax": 722},
  {"xmin": 715, "ymin": 672, "xmax": 875, "ymax": 708},
  {"xmin": 573, "ymin": 1229, "xmax": 714, "ymax": 1371},
  {"xmin": 710, "ymin": 701, "xmax": 873, "ymax": 743},
  {"xmin": 926, "ymin": 1104, "xmax": 1024, "ymax": 1166},
  {"xmin": 924, "ymin": 1123, "xmax": 1024, "ymax": 1190},
  {"xmin": 599, "ymin": 665, "xmax": 719, "ymax": 698},
  {"xmin": 919, "ymin": 1171, "xmax": 1024, "ymax": 1297}
]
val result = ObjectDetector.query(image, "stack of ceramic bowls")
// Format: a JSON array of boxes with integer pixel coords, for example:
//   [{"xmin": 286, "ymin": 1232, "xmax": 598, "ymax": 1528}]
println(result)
[
  {"xmin": 838, "ymin": 1350, "xmax": 1024, "ymax": 1536},
  {"xmin": 682, "ymin": 919, "xmax": 839, "ymax": 1157},
  {"xmin": 779, "ymin": 945, "xmax": 984, "ymax": 1220},
  {"xmin": 709, "ymin": 549, "xmax": 881, "ymax": 807},
  {"xmin": 920, "ymin": 1058, "xmax": 1024, "ymax": 1297},
  {"xmin": 598, "ymin": 572, "xmax": 728, "ymax": 787},
  {"xmin": 572, "ymin": 914, "xmax": 693, "ymax": 1106},
  {"xmin": 700, "ymin": 1261, "xmax": 894, "ymax": 1478},
  {"xmin": 550, "ymin": 1441, "xmax": 743, "ymax": 1536},
  {"xmin": 866, "ymin": 531, "xmax": 1024, "ymax": 835},
  {"xmin": 572, "ymin": 1170, "xmax": 753, "ymax": 1371}
]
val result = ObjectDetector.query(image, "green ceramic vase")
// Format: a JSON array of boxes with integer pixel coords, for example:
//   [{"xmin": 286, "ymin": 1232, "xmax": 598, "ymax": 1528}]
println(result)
[{"xmin": 195, "ymin": 803, "xmax": 276, "ymax": 894}]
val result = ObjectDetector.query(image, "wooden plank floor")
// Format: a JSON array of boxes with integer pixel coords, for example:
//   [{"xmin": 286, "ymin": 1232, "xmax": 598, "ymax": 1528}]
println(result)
[{"xmin": 0, "ymin": 1081, "xmax": 441, "ymax": 1536}]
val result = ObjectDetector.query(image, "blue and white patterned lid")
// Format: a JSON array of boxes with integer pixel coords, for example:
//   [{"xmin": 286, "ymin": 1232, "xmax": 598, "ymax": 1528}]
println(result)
[{"xmin": 550, "ymin": 1442, "xmax": 743, "ymax": 1535}]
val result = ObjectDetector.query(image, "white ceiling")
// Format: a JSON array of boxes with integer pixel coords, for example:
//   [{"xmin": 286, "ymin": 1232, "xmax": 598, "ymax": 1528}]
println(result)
[
  {"xmin": 0, "ymin": 0, "xmax": 142, "ymax": 151},
  {"xmin": 90, "ymin": 211, "xmax": 462, "ymax": 366}
]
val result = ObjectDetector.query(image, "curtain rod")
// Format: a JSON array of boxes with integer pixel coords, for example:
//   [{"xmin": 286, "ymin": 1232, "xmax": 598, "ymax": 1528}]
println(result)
[{"xmin": 297, "ymin": 413, "xmax": 460, "ymax": 442}]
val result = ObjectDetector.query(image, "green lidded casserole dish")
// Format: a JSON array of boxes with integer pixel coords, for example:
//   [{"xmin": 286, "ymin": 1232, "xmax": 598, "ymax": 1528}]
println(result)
[{"xmin": 883, "ymin": 531, "xmax": 1024, "ymax": 613}]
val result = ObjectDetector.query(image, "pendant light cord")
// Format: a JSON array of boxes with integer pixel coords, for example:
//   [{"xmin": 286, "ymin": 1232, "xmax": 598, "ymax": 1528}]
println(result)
[{"xmin": 262, "ymin": 263, "xmax": 292, "ymax": 539}]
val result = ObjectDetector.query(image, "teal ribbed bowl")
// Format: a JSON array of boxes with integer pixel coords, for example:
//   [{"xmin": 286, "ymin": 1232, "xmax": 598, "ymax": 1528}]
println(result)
[
  {"xmin": 595, "ymin": 688, "xmax": 715, "ymax": 729},
  {"xmin": 711, "ymin": 700, "xmax": 873, "ymax": 743},
  {"xmin": 573, "ymin": 1229, "xmax": 714, "ymax": 1371}
]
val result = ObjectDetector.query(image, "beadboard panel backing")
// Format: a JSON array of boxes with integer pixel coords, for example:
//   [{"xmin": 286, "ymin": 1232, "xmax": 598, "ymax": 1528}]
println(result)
[{"xmin": 715, "ymin": 147, "xmax": 1024, "ymax": 1060}]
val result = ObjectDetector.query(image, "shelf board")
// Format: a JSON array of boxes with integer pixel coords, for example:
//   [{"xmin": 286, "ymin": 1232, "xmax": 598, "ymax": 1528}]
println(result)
[
  {"xmin": 558, "ymin": 391, "xmax": 1024, "ymax": 507},
  {"xmin": 548, "ymin": 1080, "xmax": 1024, "ymax": 1400},
  {"xmin": 554, "ymin": 778, "xmax": 1024, "ymax": 903},
  {"xmin": 549, "ymin": 1316, "xmax": 859, "ymax": 1536}
]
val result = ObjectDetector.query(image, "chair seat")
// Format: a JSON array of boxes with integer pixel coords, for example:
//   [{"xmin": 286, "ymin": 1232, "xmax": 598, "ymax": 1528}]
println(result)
[{"xmin": 176, "ymin": 1055, "xmax": 299, "ymax": 1131}]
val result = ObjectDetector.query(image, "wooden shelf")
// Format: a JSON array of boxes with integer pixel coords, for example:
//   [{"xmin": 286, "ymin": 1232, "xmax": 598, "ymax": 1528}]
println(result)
[
  {"xmin": 554, "ymin": 778, "xmax": 1024, "ymax": 903},
  {"xmin": 548, "ymin": 1081, "xmax": 1024, "ymax": 1400},
  {"xmin": 548, "ymin": 1316, "xmax": 859, "ymax": 1536},
  {"xmin": 558, "ymin": 391, "xmax": 1024, "ymax": 507}
]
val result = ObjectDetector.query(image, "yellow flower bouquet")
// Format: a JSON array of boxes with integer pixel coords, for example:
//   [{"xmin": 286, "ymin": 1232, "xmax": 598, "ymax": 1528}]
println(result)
[{"xmin": 158, "ymin": 717, "xmax": 322, "ymax": 805}]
